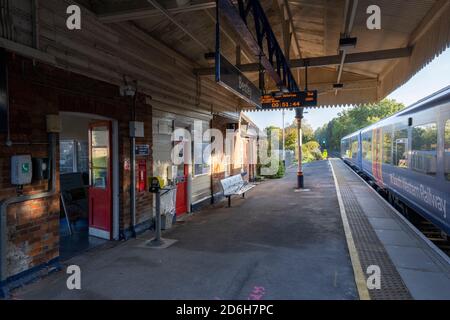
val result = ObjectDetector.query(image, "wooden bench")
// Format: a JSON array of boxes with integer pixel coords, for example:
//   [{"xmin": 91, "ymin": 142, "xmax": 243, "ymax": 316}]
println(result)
[{"xmin": 220, "ymin": 174, "xmax": 256, "ymax": 207}]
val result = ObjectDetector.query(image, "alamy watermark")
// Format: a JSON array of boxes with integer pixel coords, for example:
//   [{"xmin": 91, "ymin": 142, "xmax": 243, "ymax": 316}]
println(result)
[
  {"xmin": 366, "ymin": 265, "xmax": 381, "ymax": 290},
  {"xmin": 66, "ymin": 265, "xmax": 81, "ymax": 290},
  {"xmin": 65, "ymin": 4, "xmax": 381, "ymax": 31},
  {"xmin": 170, "ymin": 120, "xmax": 281, "ymax": 176}
]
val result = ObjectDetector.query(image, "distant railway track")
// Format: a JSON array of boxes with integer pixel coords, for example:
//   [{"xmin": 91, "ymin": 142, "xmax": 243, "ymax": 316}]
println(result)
[{"xmin": 342, "ymin": 159, "xmax": 450, "ymax": 257}]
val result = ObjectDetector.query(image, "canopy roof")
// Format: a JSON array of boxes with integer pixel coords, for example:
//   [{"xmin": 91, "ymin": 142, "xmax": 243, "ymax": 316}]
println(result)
[{"xmin": 84, "ymin": 0, "xmax": 449, "ymax": 108}]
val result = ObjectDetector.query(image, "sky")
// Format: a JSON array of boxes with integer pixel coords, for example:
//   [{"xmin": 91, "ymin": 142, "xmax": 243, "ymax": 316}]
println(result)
[{"xmin": 244, "ymin": 48, "xmax": 450, "ymax": 131}]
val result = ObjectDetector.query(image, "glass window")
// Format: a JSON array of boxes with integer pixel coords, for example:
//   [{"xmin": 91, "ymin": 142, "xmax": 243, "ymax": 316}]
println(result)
[
  {"xmin": 194, "ymin": 141, "xmax": 211, "ymax": 176},
  {"xmin": 382, "ymin": 128, "xmax": 392, "ymax": 164},
  {"xmin": 393, "ymin": 126, "xmax": 408, "ymax": 168},
  {"xmin": 445, "ymin": 120, "xmax": 450, "ymax": 181},
  {"xmin": 60, "ymin": 140, "xmax": 89, "ymax": 175},
  {"xmin": 60, "ymin": 140, "xmax": 75, "ymax": 174},
  {"xmin": 351, "ymin": 137, "xmax": 358, "ymax": 161},
  {"xmin": 411, "ymin": 123, "xmax": 437, "ymax": 175},
  {"xmin": 77, "ymin": 141, "xmax": 89, "ymax": 173},
  {"xmin": 341, "ymin": 139, "xmax": 350, "ymax": 159},
  {"xmin": 91, "ymin": 147, "xmax": 108, "ymax": 188},
  {"xmin": 90, "ymin": 126, "xmax": 109, "ymax": 188},
  {"xmin": 362, "ymin": 132, "xmax": 372, "ymax": 161}
]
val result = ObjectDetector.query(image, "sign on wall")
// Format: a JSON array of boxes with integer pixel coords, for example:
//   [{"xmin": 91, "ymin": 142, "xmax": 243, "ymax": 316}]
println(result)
[
  {"xmin": 0, "ymin": 49, "xmax": 8, "ymax": 133},
  {"xmin": 216, "ymin": 54, "xmax": 261, "ymax": 108},
  {"xmin": 135, "ymin": 144, "xmax": 150, "ymax": 156}
]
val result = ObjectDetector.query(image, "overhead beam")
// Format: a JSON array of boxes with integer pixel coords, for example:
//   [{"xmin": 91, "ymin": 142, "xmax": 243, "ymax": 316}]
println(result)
[
  {"xmin": 288, "ymin": 0, "xmax": 326, "ymax": 10},
  {"xmin": 203, "ymin": 8, "xmax": 253, "ymax": 63},
  {"xmin": 146, "ymin": 0, "xmax": 209, "ymax": 51},
  {"xmin": 98, "ymin": 1, "xmax": 217, "ymax": 23},
  {"xmin": 195, "ymin": 47, "xmax": 413, "ymax": 75},
  {"xmin": 218, "ymin": 0, "xmax": 283, "ymax": 87},
  {"xmin": 335, "ymin": 0, "xmax": 358, "ymax": 95},
  {"xmin": 409, "ymin": 0, "xmax": 450, "ymax": 45}
]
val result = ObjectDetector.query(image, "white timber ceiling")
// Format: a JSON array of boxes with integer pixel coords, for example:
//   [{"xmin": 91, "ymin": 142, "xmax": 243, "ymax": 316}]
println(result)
[{"xmin": 86, "ymin": 0, "xmax": 450, "ymax": 108}]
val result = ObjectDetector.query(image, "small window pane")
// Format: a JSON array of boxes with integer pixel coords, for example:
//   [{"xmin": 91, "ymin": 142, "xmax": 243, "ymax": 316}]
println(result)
[
  {"xmin": 411, "ymin": 123, "xmax": 437, "ymax": 175},
  {"xmin": 194, "ymin": 142, "xmax": 211, "ymax": 176},
  {"xmin": 393, "ymin": 127, "xmax": 408, "ymax": 168},
  {"xmin": 92, "ymin": 168, "xmax": 107, "ymax": 188},
  {"xmin": 383, "ymin": 128, "xmax": 392, "ymax": 164},
  {"xmin": 60, "ymin": 141, "xmax": 74, "ymax": 174},
  {"xmin": 351, "ymin": 138, "xmax": 358, "ymax": 160},
  {"xmin": 91, "ymin": 127, "xmax": 109, "ymax": 147},
  {"xmin": 445, "ymin": 120, "xmax": 450, "ymax": 181},
  {"xmin": 362, "ymin": 132, "xmax": 372, "ymax": 161},
  {"xmin": 91, "ymin": 146, "xmax": 108, "ymax": 188},
  {"xmin": 77, "ymin": 141, "xmax": 89, "ymax": 173},
  {"xmin": 341, "ymin": 139, "xmax": 350, "ymax": 159}
]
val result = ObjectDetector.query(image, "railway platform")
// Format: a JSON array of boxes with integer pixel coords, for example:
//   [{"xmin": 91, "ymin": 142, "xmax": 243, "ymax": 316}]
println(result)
[
  {"xmin": 330, "ymin": 159, "xmax": 450, "ymax": 300},
  {"xmin": 9, "ymin": 160, "xmax": 450, "ymax": 300}
]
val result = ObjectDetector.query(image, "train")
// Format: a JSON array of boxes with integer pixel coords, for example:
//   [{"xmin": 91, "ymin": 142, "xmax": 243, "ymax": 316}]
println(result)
[{"xmin": 341, "ymin": 86, "xmax": 450, "ymax": 236}]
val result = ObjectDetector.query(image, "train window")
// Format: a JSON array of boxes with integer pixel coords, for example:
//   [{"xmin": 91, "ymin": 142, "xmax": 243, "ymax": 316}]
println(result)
[
  {"xmin": 351, "ymin": 138, "xmax": 358, "ymax": 160},
  {"xmin": 342, "ymin": 139, "xmax": 350, "ymax": 159},
  {"xmin": 445, "ymin": 120, "xmax": 450, "ymax": 181},
  {"xmin": 411, "ymin": 123, "xmax": 437, "ymax": 176},
  {"xmin": 362, "ymin": 132, "xmax": 372, "ymax": 160},
  {"xmin": 382, "ymin": 128, "xmax": 392, "ymax": 164},
  {"xmin": 393, "ymin": 127, "xmax": 408, "ymax": 168}
]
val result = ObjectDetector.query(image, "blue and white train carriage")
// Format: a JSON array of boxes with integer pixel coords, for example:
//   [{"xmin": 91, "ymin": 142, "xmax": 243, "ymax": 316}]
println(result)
[{"xmin": 341, "ymin": 86, "xmax": 450, "ymax": 235}]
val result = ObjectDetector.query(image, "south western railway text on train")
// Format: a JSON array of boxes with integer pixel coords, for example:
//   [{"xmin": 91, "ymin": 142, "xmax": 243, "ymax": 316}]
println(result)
[{"xmin": 389, "ymin": 173, "xmax": 447, "ymax": 218}]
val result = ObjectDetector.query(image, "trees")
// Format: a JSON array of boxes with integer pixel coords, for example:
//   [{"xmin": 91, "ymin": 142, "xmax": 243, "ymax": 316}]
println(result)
[
  {"xmin": 283, "ymin": 119, "xmax": 314, "ymax": 151},
  {"xmin": 265, "ymin": 119, "xmax": 322, "ymax": 164},
  {"xmin": 314, "ymin": 99, "xmax": 406, "ymax": 153}
]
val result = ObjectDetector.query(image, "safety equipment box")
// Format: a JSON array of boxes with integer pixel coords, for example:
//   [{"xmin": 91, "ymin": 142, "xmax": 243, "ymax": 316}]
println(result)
[{"xmin": 11, "ymin": 155, "xmax": 32, "ymax": 185}]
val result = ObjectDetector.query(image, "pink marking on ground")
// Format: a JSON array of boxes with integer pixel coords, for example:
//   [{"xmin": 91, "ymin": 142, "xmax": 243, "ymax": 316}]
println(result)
[{"xmin": 248, "ymin": 286, "xmax": 266, "ymax": 300}]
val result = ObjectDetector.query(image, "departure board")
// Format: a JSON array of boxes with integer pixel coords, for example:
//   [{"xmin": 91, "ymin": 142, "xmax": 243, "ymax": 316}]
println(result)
[{"xmin": 261, "ymin": 90, "xmax": 318, "ymax": 109}]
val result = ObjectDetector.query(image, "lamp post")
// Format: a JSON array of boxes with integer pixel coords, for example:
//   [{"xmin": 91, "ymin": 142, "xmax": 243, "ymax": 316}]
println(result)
[
  {"xmin": 295, "ymin": 108, "xmax": 304, "ymax": 189},
  {"xmin": 282, "ymin": 109, "xmax": 286, "ymax": 167}
]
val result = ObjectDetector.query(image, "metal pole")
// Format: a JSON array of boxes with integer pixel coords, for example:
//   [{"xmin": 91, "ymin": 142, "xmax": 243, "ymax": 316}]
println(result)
[
  {"xmin": 129, "ymin": 89, "xmax": 137, "ymax": 238},
  {"xmin": 154, "ymin": 189, "xmax": 162, "ymax": 244},
  {"xmin": 282, "ymin": 109, "xmax": 286, "ymax": 166},
  {"xmin": 215, "ymin": 0, "xmax": 220, "ymax": 83},
  {"xmin": 295, "ymin": 108, "xmax": 304, "ymax": 189},
  {"xmin": 130, "ymin": 137, "xmax": 136, "ymax": 237}
]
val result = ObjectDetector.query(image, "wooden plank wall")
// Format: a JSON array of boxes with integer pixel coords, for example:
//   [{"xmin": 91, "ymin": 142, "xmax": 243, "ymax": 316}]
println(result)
[
  {"xmin": 152, "ymin": 109, "xmax": 214, "ymax": 204},
  {"xmin": 0, "ymin": 0, "xmax": 34, "ymax": 46},
  {"xmin": 37, "ymin": 0, "xmax": 240, "ymax": 116}
]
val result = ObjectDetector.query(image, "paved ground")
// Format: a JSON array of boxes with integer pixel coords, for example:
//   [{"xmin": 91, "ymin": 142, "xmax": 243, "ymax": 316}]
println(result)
[
  {"xmin": 331, "ymin": 159, "xmax": 450, "ymax": 300},
  {"xmin": 13, "ymin": 161, "xmax": 358, "ymax": 300}
]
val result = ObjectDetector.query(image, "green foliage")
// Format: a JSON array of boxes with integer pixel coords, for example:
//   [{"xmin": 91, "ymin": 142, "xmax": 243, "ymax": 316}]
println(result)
[
  {"xmin": 268, "ymin": 119, "xmax": 315, "ymax": 152},
  {"xmin": 258, "ymin": 160, "xmax": 285, "ymax": 179},
  {"xmin": 302, "ymin": 141, "xmax": 323, "ymax": 163},
  {"xmin": 314, "ymin": 99, "xmax": 406, "ymax": 153}
]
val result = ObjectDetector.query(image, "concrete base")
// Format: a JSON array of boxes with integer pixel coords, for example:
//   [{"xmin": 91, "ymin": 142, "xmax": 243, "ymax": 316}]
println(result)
[
  {"xmin": 294, "ymin": 188, "xmax": 311, "ymax": 192},
  {"xmin": 140, "ymin": 238, "xmax": 178, "ymax": 249}
]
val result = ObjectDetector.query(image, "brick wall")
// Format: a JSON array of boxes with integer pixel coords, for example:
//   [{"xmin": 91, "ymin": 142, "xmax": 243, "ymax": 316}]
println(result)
[{"xmin": 0, "ymin": 53, "xmax": 152, "ymax": 278}]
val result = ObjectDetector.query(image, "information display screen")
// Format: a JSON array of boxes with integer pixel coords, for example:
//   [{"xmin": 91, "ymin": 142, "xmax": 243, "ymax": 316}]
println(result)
[{"xmin": 261, "ymin": 90, "xmax": 318, "ymax": 109}]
